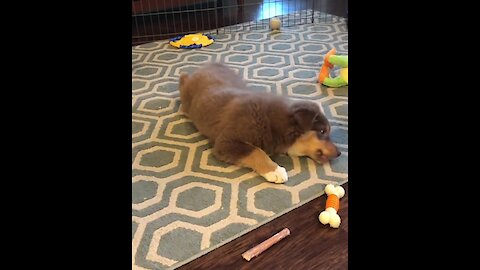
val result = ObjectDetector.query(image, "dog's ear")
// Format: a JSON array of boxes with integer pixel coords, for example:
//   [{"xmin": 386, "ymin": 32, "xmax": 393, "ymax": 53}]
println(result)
[{"xmin": 291, "ymin": 102, "xmax": 319, "ymax": 131}]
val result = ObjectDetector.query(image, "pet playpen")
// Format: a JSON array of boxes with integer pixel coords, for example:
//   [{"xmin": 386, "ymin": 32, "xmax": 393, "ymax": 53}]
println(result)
[{"xmin": 132, "ymin": 0, "xmax": 348, "ymax": 46}]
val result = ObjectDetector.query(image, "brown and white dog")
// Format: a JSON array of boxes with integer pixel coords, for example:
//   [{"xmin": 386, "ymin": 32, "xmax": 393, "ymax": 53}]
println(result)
[{"xmin": 179, "ymin": 63, "xmax": 341, "ymax": 183}]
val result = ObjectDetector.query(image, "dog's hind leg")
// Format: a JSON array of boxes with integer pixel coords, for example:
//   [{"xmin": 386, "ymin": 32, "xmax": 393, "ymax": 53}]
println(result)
[{"xmin": 213, "ymin": 139, "xmax": 288, "ymax": 184}]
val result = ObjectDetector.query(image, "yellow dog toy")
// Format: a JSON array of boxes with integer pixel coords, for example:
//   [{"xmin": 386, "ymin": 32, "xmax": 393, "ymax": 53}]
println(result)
[{"xmin": 169, "ymin": 33, "xmax": 214, "ymax": 49}]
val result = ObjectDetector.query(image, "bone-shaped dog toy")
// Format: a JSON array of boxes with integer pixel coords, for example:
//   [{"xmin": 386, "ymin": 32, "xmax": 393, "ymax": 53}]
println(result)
[{"xmin": 318, "ymin": 184, "xmax": 345, "ymax": 228}]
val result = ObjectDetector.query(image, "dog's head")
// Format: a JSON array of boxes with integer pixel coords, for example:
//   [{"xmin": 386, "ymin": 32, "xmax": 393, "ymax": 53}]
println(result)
[{"xmin": 287, "ymin": 100, "xmax": 341, "ymax": 164}]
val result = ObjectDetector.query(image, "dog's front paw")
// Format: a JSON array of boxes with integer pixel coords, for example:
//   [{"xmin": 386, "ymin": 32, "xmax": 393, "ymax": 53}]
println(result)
[{"xmin": 262, "ymin": 166, "xmax": 288, "ymax": 184}]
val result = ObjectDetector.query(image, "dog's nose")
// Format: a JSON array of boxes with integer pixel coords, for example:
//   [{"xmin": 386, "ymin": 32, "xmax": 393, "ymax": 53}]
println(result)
[{"xmin": 336, "ymin": 151, "xmax": 341, "ymax": 157}]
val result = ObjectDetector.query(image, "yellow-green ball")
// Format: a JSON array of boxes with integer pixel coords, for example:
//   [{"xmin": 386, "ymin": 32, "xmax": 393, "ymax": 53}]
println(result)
[{"xmin": 270, "ymin": 18, "xmax": 281, "ymax": 30}]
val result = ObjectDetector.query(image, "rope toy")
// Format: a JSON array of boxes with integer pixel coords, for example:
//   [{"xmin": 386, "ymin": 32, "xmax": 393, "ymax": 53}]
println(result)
[{"xmin": 318, "ymin": 184, "xmax": 345, "ymax": 228}]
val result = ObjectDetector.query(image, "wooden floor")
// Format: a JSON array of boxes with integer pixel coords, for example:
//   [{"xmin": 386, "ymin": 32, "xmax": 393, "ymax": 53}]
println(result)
[{"xmin": 178, "ymin": 183, "xmax": 348, "ymax": 269}]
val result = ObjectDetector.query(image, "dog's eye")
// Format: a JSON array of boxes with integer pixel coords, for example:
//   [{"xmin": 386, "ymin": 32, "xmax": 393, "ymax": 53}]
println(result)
[{"xmin": 319, "ymin": 129, "xmax": 325, "ymax": 134}]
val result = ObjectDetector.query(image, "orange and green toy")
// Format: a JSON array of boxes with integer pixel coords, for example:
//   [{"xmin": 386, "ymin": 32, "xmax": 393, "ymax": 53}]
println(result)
[
  {"xmin": 169, "ymin": 33, "xmax": 214, "ymax": 49},
  {"xmin": 318, "ymin": 48, "xmax": 348, "ymax": 88},
  {"xmin": 318, "ymin": 184, "xmax": 345, "ymax": 228}
]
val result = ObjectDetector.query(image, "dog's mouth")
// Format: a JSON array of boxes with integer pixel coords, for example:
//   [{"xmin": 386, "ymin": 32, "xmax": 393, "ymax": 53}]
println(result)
[
  {"xmin": 314, "ymin": 155, "xmax": 330, "ymax": 164},
  {"xmin": 314, "ymin": 149, "xmax": 341, "ymax": 164}
]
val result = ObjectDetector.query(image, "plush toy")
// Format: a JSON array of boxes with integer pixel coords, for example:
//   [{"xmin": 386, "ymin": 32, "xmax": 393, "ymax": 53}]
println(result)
[
  {"xmin": 318, "ymin": 184, "xmax": 345, "ymax": 228},
  {"xmin": 318, "ymin": 48, "xmax": 348, "ymax": 88},
  {"xmin": 169, "ymin": 33, "xmax": 214, "ymax": 49}
]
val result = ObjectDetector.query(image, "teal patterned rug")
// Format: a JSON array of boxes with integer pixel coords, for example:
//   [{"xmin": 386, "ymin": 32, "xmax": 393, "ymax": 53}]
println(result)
[{"xmin": 132, "ymin": 11, "xmax": 348, "ymax": 270}]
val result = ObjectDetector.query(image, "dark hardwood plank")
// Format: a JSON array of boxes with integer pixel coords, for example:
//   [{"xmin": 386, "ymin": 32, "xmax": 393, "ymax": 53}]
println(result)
[{"xmin": 178, "ymin": 183, "xmax": 348, "ymax": 269}]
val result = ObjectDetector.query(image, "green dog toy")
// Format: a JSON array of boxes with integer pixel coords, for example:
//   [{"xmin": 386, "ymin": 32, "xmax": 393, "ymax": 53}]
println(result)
[{"xmin": 318, "ymin": 48, "xmax": 348, "ymax": 88}]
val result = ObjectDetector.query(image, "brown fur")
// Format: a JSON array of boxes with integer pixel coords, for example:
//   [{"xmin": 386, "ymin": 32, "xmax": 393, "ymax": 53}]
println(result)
[
  {"xmin": 238, "ymin": 147, "xmax": 279, "ymax": 175},
  {"xmin": 179, "ymin": 63, "xmax": 340, "ymax": 182}
]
